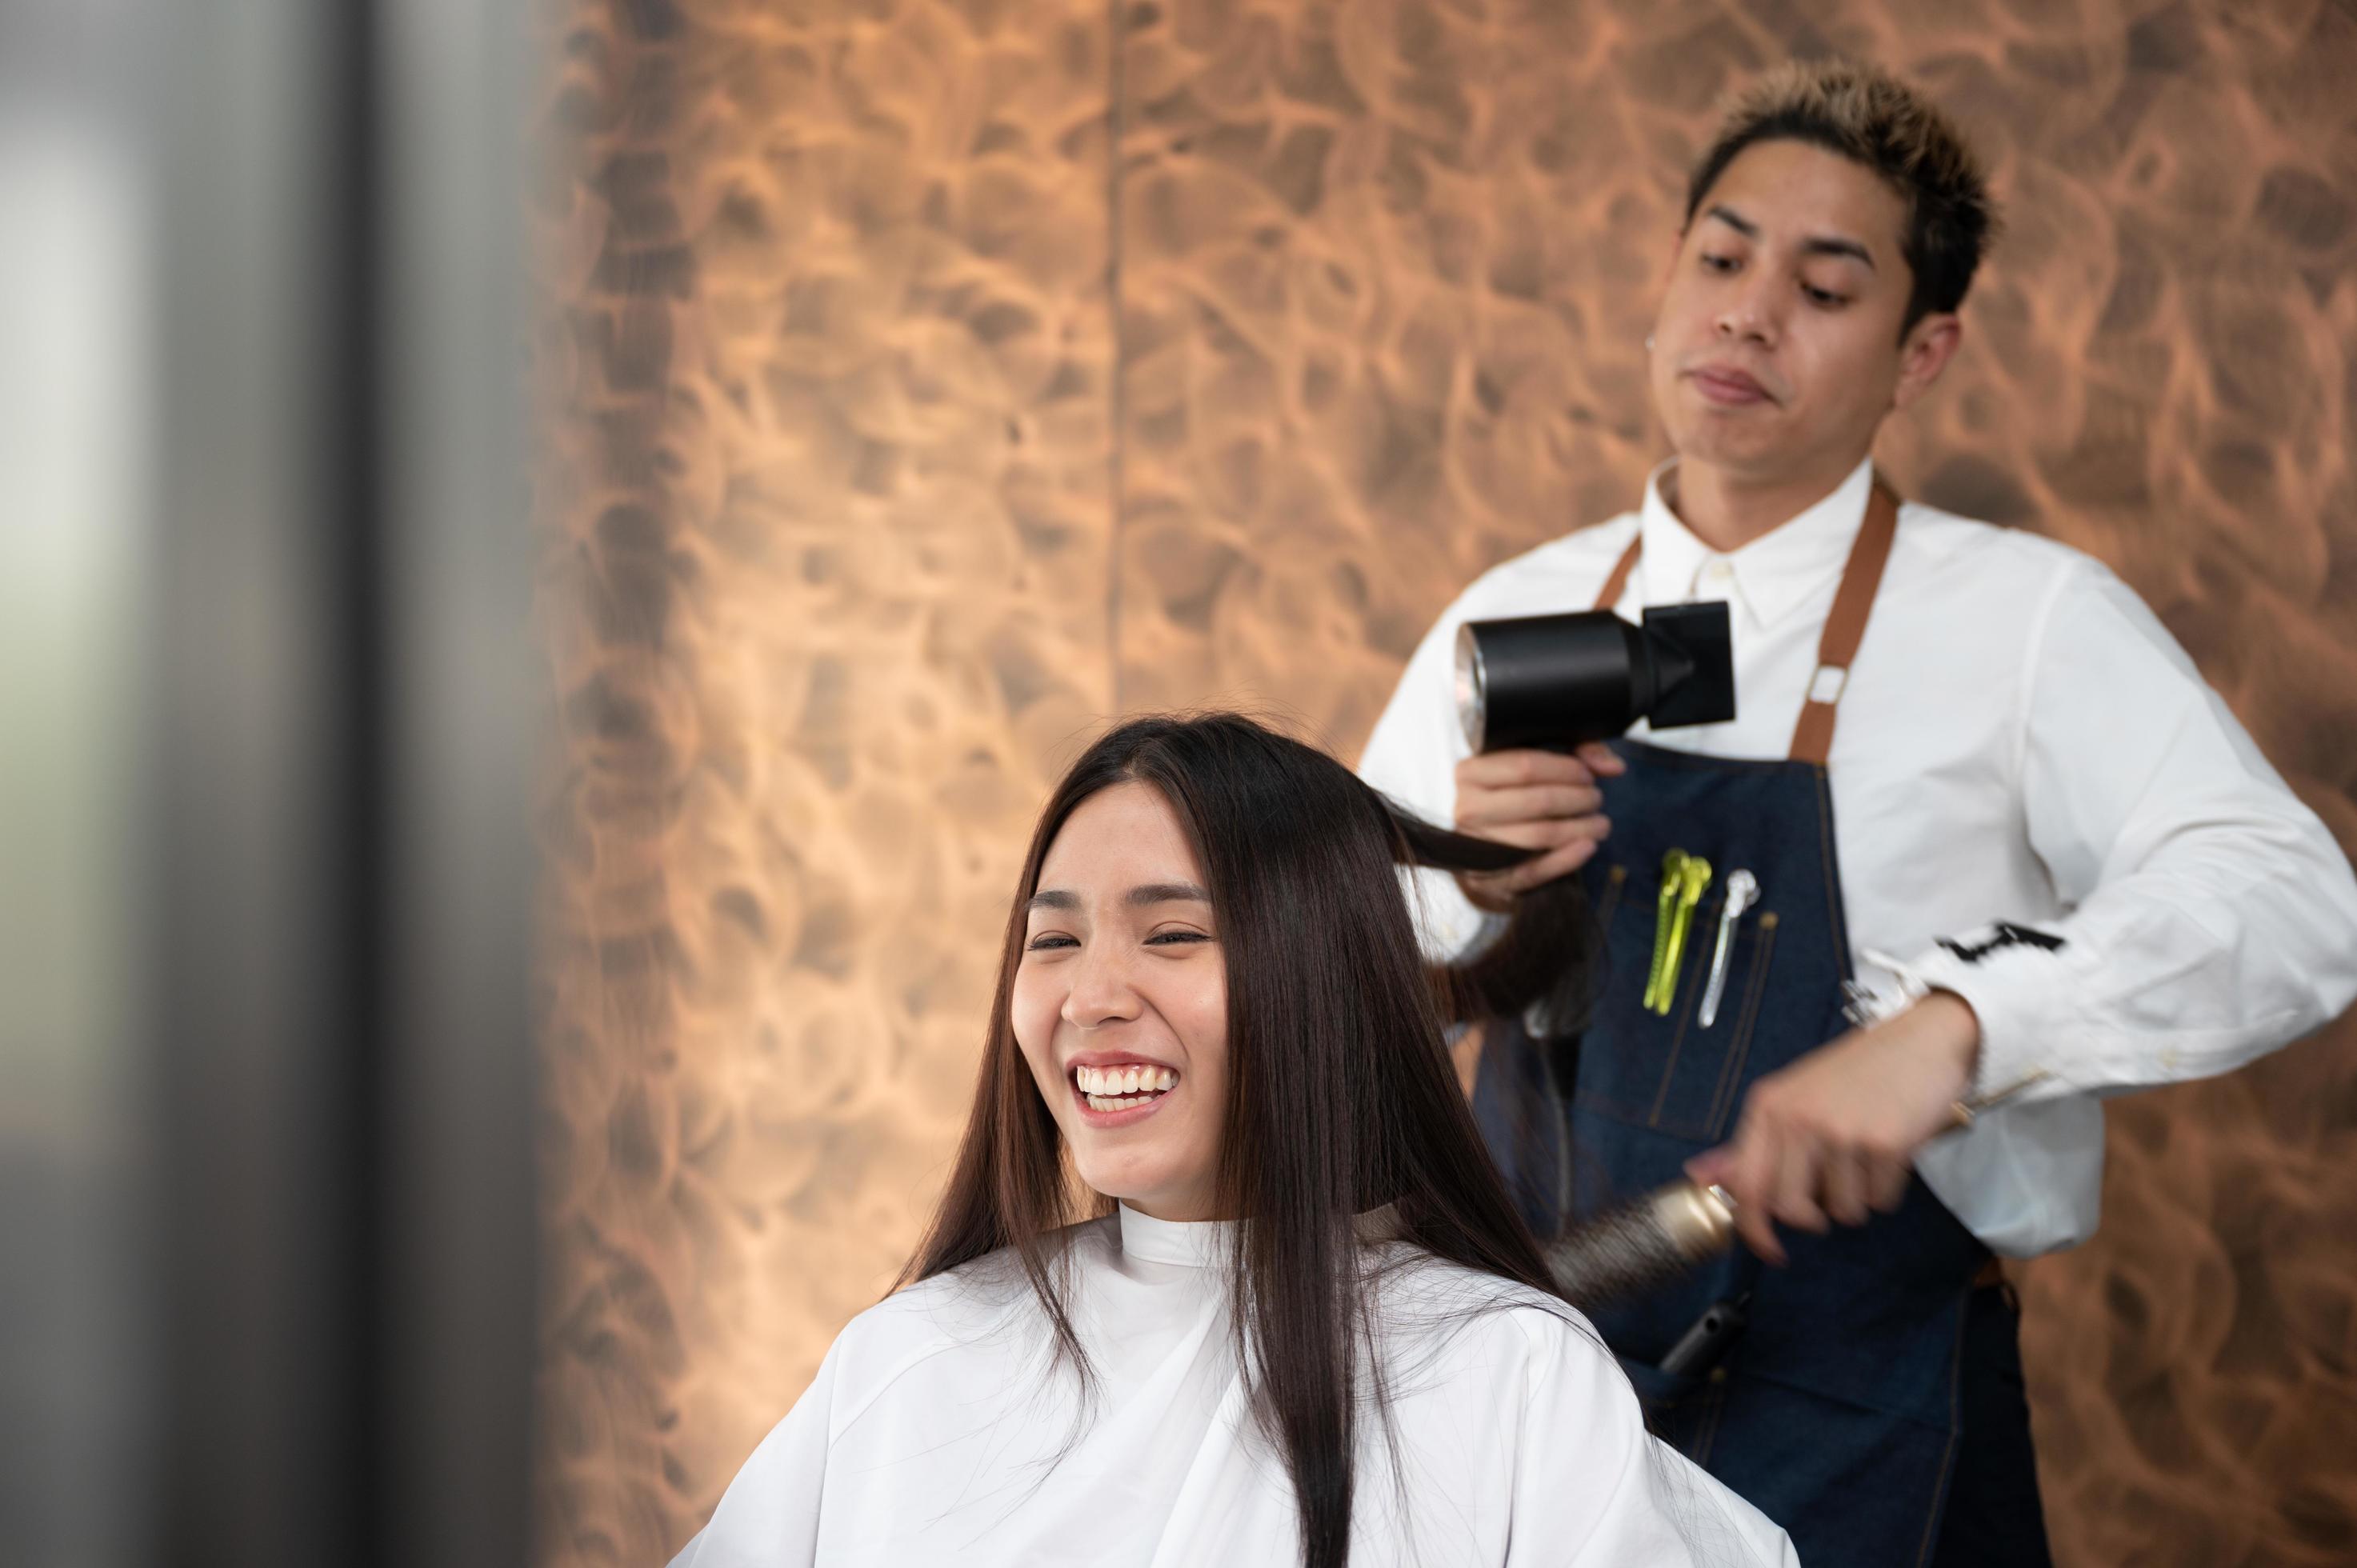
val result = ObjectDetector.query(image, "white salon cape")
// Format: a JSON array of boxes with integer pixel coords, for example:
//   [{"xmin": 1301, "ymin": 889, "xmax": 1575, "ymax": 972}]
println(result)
[
  {"xmin": 670, "ymin": 1206, "xmax": 1799, "ymax": 1567},
  {"xmin": 1360, "ymin": 457, "xmax": 2357, "ymax": 1256}
]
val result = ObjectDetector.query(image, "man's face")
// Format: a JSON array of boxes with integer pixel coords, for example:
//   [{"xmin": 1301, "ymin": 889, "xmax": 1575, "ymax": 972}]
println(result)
[{"xmin": 1649, "ymin": 138, "xmax": 1953, "ymax": 485}]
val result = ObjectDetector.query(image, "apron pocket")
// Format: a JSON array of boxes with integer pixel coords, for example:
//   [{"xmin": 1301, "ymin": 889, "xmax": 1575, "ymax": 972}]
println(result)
[
  {"xmin": 1576, "ymin": 882, "xmax": 1780, "ymax": 1143},
  {"xmin": 1700, "ymin": 911, "xmax": 1778, "ymax": 1140}
]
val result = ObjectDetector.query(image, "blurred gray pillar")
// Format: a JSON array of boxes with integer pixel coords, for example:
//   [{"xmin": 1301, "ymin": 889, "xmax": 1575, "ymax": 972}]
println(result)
[
  {"xmin": 0, "ymin": 3, "xmax": 163, "ymax": 1564},
  {"xmin": 0, "ymin": 0, "xmax": 535, "ymax": 1562},
  {"xmin": 375, "ymin": 0, "xmax": 537, "ymax": 1563}
]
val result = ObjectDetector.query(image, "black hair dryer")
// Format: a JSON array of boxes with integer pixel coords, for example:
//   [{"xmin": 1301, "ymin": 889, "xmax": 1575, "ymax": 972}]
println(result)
[{"xmin": 1453, "ymin": 602, "xmax": 1735, "ymax": 753}]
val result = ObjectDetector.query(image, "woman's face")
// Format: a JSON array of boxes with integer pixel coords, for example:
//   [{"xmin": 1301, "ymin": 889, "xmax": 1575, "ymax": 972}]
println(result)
[{"xmin": 1012, "ymin": 780, "xmax": 1229, "ymax": 1222}]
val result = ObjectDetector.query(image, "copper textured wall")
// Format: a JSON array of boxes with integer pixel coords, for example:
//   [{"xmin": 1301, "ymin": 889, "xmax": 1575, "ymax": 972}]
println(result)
[
  {"xmin": 532, "ymin": 2, "xmax": 2357, "ymax": 1563},
  {"xmin": 531, "ymin": 0, "xmax": 1116, "ymax": 1555}
]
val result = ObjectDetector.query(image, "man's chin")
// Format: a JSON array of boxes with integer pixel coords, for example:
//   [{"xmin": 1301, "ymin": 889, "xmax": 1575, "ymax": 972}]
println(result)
[{"xmin": 1668, "ymin": 422, "xmax": 1795, "ymax": 475}]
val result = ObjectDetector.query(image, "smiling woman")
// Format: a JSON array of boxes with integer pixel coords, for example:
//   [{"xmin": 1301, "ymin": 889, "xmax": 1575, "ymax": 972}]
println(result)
[
  {"xmin": 669, "ymin": 712, "xmax": 1797, "ymax": 1568},
  {"xmin": 1010, "ymin": 781, "xmax": 1232, "ymax": 1222}
]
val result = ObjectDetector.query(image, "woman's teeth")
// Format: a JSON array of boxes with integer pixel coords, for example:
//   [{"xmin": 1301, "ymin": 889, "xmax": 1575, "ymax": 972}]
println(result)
[{"xmin": 1076, "ymin": 1063, "xmax": 1177, "ymax": 1110}]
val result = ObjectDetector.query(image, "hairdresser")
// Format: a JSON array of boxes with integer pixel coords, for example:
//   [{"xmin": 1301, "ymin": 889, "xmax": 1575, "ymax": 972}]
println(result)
[{"xmin": 1359, "ymin": 58, "xmax": 2357, "ymax": 1568}]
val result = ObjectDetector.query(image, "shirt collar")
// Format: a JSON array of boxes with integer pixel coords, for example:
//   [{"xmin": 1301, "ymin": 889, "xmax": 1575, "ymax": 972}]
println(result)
[
  {"xmin": 1636, "ymin": 456, "xmax": 1879, "ymax": 631},
  {"xmin": 1114, "ymin": 1202, "xmax": 1404, "ymax": 1266},
  {"xmin": 1115, "ymin": 1204, "xmax": 1235, "ymax": 1266}
]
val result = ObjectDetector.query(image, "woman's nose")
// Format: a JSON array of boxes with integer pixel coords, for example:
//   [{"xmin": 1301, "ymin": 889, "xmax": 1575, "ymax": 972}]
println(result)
[{"xmin": 1062, "ymin": 945, "xmax": 1144, "ymax": 1030}]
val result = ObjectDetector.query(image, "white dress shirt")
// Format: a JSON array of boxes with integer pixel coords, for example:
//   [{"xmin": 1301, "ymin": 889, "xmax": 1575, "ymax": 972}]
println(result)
[
  {"xmin": 1359, "ymin": 457, "xmax": 2357, "ymax": 1256},
  {"xmin": 670, "ymin": 1206, "xmax": 1797, "ymax": 1567}
]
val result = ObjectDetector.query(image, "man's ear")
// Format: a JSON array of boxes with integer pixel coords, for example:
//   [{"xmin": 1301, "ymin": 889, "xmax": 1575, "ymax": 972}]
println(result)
[{"xmin": 1891, "ymin": 312, "xmax": 1963, "ymax": 412}]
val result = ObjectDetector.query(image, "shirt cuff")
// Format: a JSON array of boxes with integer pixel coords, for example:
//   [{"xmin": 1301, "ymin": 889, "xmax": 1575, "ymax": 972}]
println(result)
[
  {"xmin": 1883, "ymin": 938, "xmax": 2079, "ymax": 1107},
  {"xmin": 1400, "ymin": 863, "xmax": 1503, "ymax": 962}
]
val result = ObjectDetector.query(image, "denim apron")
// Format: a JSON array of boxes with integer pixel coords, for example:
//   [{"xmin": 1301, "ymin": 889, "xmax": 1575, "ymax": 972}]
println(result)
[{"xmin": 1472, "ymin": 482, "xmax": 2010, "ymax": 1568}]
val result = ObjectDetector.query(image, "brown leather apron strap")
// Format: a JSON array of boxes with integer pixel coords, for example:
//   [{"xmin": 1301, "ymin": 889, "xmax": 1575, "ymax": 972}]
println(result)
[
  {"xmin": 1787, "ymin": 478, "xmax": 1900, "ymax": 766},
  {"xmin": 1593, "ymin": 532, "xmax": 1643, "ymax": 613},
  {"xmin": 1588, "ymin": 474, "xmax": 1903, "ymax": 765}
]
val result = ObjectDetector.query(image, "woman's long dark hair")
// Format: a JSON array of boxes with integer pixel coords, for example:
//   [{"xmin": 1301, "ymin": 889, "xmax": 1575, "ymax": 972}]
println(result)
[{"xmin": 900, "ymin": 713, "xmax": 1593, "ymax": 1567}]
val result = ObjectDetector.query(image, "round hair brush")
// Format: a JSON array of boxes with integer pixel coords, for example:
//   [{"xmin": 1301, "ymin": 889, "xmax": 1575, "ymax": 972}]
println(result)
[
  {"xmin": 1543, "ymin": 1178, "xmax": 1737, "ymax": 1309},
  {"xmin": 1537, "ymin": 1081, "xmax": 2030, "ymax": 1308}
]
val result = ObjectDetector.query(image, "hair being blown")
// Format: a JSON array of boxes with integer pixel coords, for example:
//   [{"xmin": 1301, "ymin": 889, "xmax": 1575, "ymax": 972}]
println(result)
[{"xmin": 900, "ymin": 712, "xmax": 1594, "ymax": 1568}]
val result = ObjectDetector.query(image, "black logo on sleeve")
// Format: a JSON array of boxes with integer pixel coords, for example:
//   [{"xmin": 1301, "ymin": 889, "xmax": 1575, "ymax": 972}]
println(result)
[{"xmin": 1935, "ymin": 922, "xmax": 2067, "ymax": 965}]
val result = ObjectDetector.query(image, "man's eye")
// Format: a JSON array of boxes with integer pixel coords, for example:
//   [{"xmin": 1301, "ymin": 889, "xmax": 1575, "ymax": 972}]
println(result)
[
  {"xmin": 1701, "ymin": 253, "xmax": 1738, "ymax": 272},
  {"xmin": 1803, "ymin": 285, "xmax": 1849, "ymax": 307}
]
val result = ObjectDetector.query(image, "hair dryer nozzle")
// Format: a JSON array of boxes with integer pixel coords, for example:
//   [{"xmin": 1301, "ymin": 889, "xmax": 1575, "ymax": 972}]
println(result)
[{"xmin": 1455, "ymin": 601, "xmax": 1735, "ymax": 753}]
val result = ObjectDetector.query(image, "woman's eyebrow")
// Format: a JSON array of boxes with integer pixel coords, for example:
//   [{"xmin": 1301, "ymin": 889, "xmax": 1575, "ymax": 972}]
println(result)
[
  {"xmin": 1026, "ymin": 882, "xmax": 1209, "ymax": 912},
  {"xmin": 1126, "ymin": 882, "xmax": 1209, "ymax": 906}
]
